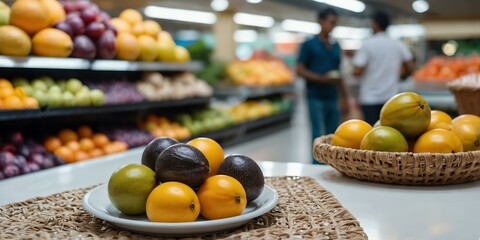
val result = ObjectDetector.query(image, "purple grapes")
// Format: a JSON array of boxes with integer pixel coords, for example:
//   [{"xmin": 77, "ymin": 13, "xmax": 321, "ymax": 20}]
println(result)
[
  {"xmin": 85, "ymin": 79, "xmax": 145, "ymax": 104},
  {"xmin": 104, "ymin": 128, "xmax": 154, "ymax": 148},
  {"xmin": 4, "ymin": 165, "xmax": 20, "ymax": 178}
]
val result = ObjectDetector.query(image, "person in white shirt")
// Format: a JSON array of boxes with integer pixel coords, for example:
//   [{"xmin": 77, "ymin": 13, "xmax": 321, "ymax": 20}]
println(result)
[{"xmin": 352, "ymin": 11, "xmax": 414, "ymax": 125}]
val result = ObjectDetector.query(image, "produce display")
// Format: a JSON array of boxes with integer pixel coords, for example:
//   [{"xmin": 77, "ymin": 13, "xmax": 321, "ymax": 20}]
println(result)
[
  {"xmin": 140, "ymin": 114, "xmax": 191, "ymax": 140},
  {"xmin": 175, "ymin": 108, "xmax": 235, "ymax": 136},
  {"xmin": 43, "ymin": 126, "xmax": 128, "ymax": 163},
  {"xmin": 0, "ymin": 132, "xmax": 64, "ymax": 180},
  {"xmin": 0, "ymin": 79, "xmax": 39, "ymax": 110},
  {"xmin": 136, "ymin": 72, "xmax": 213, "ymax": 101},
  {"xmin": 414, "ymin": 55, "xmax": 480, "ymax": 82},
  {"xmin": 108, "ymin": 136, "xmax": 265, "ymax": 222},
  {"xmin": 84, "ymin": 79, "xmax": 144, "ymax": 104},
  {"xmin": 331, "ymin": 92, "xmax": 480, "ymax": 153},
  {"xmin": 226, "ymin": 59, "xmax": 293, "ymax": 86},
  {"xmin": 12, "ymin": 77, "xmax": 105, "ymax": 108},
  {"xmin": 227, "ymin": 98, "xmax": 293, "ymax": 124},
  {"xmin": 103, "ymin": 127, "xmax": 154, "ymax": 148}
]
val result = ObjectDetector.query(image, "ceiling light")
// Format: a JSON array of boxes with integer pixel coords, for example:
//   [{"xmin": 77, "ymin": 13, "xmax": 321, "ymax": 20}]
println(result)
[
  {"xmin": 246, "ymin": 0, "xmax": 263, "ymax": 3},
  {"xmin": 144, "ymin": 6, "xmax": 216, "ymax": 24},
  {"xmin": 281, "ymin": 19, "xmax": 320, "ymax": 34},
  {"xmin": 234, "ymin": 30, "xmax": 258, "ymax": 42},
  {"xmin": 313, "ymin": 0, "xmax": 366, "ymax": 13},
  {"xmin": 211, "ymin": 0, "xmax": 229, "ymax": 12},
  {"xmin": 233, "ymin": 12, "xmax": 274, "ymax": 28},
  {"xmin": 412, "ymin": 0, "xmax": 429, "ymax": 13}
]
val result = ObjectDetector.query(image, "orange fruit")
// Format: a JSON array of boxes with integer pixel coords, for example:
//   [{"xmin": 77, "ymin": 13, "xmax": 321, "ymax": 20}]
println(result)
[
  {"xmin": 112, "ymin": 141, "xmax": 128, "ymax": 151},
  {"xmin": 413, "ymin": 129, "xmax": 463, "ymax": 153},
  {"xmin": 142, "ymin": 20, "xmax": 161, "ymax": 38},
  {"xmin": 451, "ymin": 122, "xmax": 480, "ymax": 152},
  {"xmin": 157, "ymin": 31, "xmax": 174, "ymax": 45},
  {"xmin": 109, "ymin": 18, "xmax": 131, "ymax": 33},
  {"xmin": 65, "ymin": 141, "xmax": 80, "ymax": 153},
  {"xmin": 360, "ymin": 126, "xmax": 409, "ymax": 152},
  {"xmin": 173, "ymin": 46, "xmax": 190, "ymax": 63},
  {"xmin": 0, "ymin": 25, "xmax": 32, "ymax": 56},
  {"xmin": 0, "ymin": 79, "xmax": 13, "ymax": 89},
  {"xmin": 146, "ymin": 181, "xmax": 200, "ymax": 222},
  {"xmin": 3, "ymin": 96, "xmax": 23, "ymax": 109},
  {"xmin": 119, "ymin": 9, "xmax": 143, "ymax": 26},
  {"xmin": 116, "ymin": 32, "xmax": 140, "ymax": 61},
  {"xmin": 452, "ymin": 114, "xmax": 480, "ymax": 126},
  {"xmin": 0, "ymin": 88, "xmax": 14, "ymax": 99},
  {"xmin": 58, "ymin": 129, "xmax": 78, "ymax": 143},
  {"xmin": 74, "ymin": 150, "xmax": 90, "ymax": 161},
  {"xmin": 9, "ymin": 0, "xmax": 50, "ymax": 34},
  {"xmin": 89, "ymin": 148, "xmax": 104, "ymax": 158},
  {"xmin": 331, "ymin": 119, "xmax": 372, "ymax": 149},
  {"xmin": 428, "ymin": 110, "xmax": 452, "ymax": 131},
  {"xmin": 14, "ymin": 87, "xmax": 27, "ymax": 98},
  {"xmin": 79, "ymin": 138, "xmax": 95, "ymax": 152},
  {"xmin": 197, "ymin": 175, "xmax": 247, "ymax": 220},
  {"xmin": 77, "ymin": 125, "xmax": 93, "ymax": 138},
  {"xmin": 380, "ymin": 92, "xmax": 431, "ymax": 138},
  {"xmin": 187, "ymin": 137, "xmax": 224, "ymax": 177},
  {"xmin": 32, "ymin": 28, "xmax": 73, "ymax": 57},
  {"xmin": 137, "ymin": 35, "xmax": 158, "ymax": 61},
  {"xmin": 22, "ymin": 97, "xmax": 39, "ymax": 109},
  {"xmin": 43, "ymin": 136, "xmax": 62, "ymax": 152},
  {"xmin": 92, "ymin": 133, "xmax": 110, "ymax": 148},
  {"xmin": 131, "ymin": 22, "xmax": 144, "ymax": 36},
  {"xmin": 40, "ymin": 0, "xmax": 66, "ymax": 25},
  {"xmin": 54, "ymin": 146, "xmax": 75, "ymax": 163},
  {"xmin": 103, "ymin": 143, "xmax": 117, "ymax": 155},
  {"xmin": 152, "ymin": 129, "xmax": 164, "ymax": 137}
]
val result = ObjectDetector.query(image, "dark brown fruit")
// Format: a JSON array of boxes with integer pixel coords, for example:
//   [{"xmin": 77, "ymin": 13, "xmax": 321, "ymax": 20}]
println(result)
[{"xmin": 141, "ymin": 137, "xmax": 179, "ymax": 171}]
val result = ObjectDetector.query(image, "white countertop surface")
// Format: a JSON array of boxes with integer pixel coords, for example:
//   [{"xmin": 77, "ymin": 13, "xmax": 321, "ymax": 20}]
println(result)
[{"xmin": 0, "ymin": 148, "xmax": 479, "ymax": 240}]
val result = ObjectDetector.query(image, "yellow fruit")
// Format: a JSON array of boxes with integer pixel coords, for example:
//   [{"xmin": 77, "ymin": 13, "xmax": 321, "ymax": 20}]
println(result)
[
  {"xmin": 380, "ymin": 92, "xmax": 431, "ymax": 138},
  {"xmin": 115, "ymin": 32, "xmax": 140, "ymax": 61},
  {"xmin": 22, "ymin": 97, "xmax": 38, "ymax": 109},
  {"xmin": 137, "ymin": 35, "xmax": 157, "ymax": 61},
  {"xmin": 3, "ymin": 96, "xmax": 23, "ymax": 109},
  {"xmin": 119, "ymin": 9, "xmax": 142, "ymax": 26},
  {"xmin": 131, "ymin": 22, "xmax": 144, "ymax": 36},
  {"xmin": 0, "ymin": 25, "xmax": 31, "ymax": 56},
  {"xmin": 452, "ymin": 114, "xmax": 480, "ymax": 126},
  {"xmin": 428, "ymin": 110, "xmax": 452, "ymax": 131},
  {"xmin": 413, "ymin": 129, "xmax": 463, "ymax": 153},
  {"xmin": 142, "ymin": 20, "xmax": 161, "ymax": 37},
  {"xmin": 9, "ymin": 0, "xmax": 50, "ymax": 34},
  {"xmin": 157, "ymin": 40, "xmax": 175, "ymax": 62},
  {"xmin": 187, "ymin": 137, "xmax": 225, "ymax": 177},
  {"xmin": 109, "ymin": 18, "xmax": 131, "ymax": 33},
  {"xmin": 40, "ymin": 0, "xmax": 65, "ymax": 25},
  {"xmin": 331, "ymin": 119, "xmax": 372, "ymax": 149},
  {"xmin": 451, "ymin": 122, "xmax": 480, "ymax": 152},
  {"xmin": 174, "ymin": 46, "xmax": 190, "ymax": 63},
  {"xmin": 157, "ymin": 31, "xmax": 174, "ymax": 45},
  {"xmin": 32, "ymin": 28, "xmax": 73, "ymax": 57}
]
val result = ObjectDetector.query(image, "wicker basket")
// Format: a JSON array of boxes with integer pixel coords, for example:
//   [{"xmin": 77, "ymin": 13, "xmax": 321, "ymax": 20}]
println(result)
[
  {"xmin": 447, "ymin": 74, "xmax": 480, "ymax": 115},
  {"xmin": 314, "ymin": 135, "xmax": 480, "ymax": 185}
]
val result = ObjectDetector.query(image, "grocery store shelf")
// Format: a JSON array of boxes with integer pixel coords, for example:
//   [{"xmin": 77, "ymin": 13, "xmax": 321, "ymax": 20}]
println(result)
[
  {"xmin": 0, "ymin": 56, "xmax": 203, "ymax": 72},
  {"xmin": 0, "ymin": 97, "xmax": 211, "ymax": 121},
  {"xmin": 214, "ymin": 83, "xmax": 295, "ymax": 99}
]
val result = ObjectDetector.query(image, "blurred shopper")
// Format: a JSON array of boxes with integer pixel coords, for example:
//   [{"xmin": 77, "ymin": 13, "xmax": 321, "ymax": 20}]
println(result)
[
  {"xmin": 352, "ymin": 11, "xmax": 414, "ymax": 125},
  {"xmin": 296, "ymin": 8, "xmax": 350, "ymax": 164}
]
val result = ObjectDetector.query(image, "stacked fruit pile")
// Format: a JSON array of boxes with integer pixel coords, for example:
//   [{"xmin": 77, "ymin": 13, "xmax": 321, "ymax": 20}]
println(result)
[
  {"xmin": 0, "ymin": 79, "xmax": 39, "ymax": 110},
  {"xmin": 110, "ymin": 9, "xmax": 189, "ymax": 62},
  {"xmin": 43, "ymin": 126, "xmax": 128, "ymax": 163},
  {"xmin": 228, "ymin": 100, "xmax": 276, "ymax": 123},
  {"xmin": 136, "ymin": 72, "xmax": 213, "ymax": 101},
  {"xmin": 0, "ymin": 132, "xmax": 64, "ymax": 180},
  {"xmin": 108, "ymin": 137, "xmax": 265, "ymax": 222},
  {"xmin": 414, "ymin": 55, "xmax": 480, "ymax": 82},
  {"xmin": 84, "ymin": 79, "xmax": 144, "ymax": 104},
  {"xmin": 13, "ymin": 77, "xmax": 105, "ymax": 108},
  {"xmin": 139, "ymin": 114, "xmax": 191, "ymax": 140},
  {"xmin": 103, "ymin": 127, "xmax": 154, "ymax": 148},
  {"xmin": 226, "ymin": 59, "xmax": 293, "ymax": 86},
  {"xmin": 175, "ymin": 109, "xmax": 234, "ymax": 136},
  {"xmin": 331, "ymin": 92, "xmax": 480, "ymax": 153}
]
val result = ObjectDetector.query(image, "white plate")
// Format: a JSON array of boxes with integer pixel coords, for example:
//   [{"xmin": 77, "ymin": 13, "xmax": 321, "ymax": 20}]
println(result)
[{"xmin": 82, "ymin": 184, "xmax": 278, "ymax": 236}]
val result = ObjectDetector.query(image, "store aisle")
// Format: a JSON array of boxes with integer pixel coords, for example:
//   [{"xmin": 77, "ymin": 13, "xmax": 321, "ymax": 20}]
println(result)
[{"xmin": 225, "ymin": 82, "xmax": 312, "ymax": 164}]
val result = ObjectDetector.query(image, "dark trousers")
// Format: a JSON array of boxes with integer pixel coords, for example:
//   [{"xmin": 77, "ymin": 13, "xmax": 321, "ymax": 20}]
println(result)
[{"xmin": 361, "ymin": 104, "xmax": 383, "ymax": 126}]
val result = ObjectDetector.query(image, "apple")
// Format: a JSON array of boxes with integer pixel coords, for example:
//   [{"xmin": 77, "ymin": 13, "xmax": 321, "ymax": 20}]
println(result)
[
  {"xmin": 32, "ymin": 90, "xmax": 48, "ymax": 107},
  {"xmin": 48, "ymin": 92, "xmax": 63, "ymax": 107},
  {"xmin": 75, "ymin": 91, "xmax": 91, "ymax": 106},
  {"xmin": 62, "ymin": 92, "xmax": 75, "ymax": 107},
  {"xmin": 66, "ymin": 78, "xmax": 83, "ymax": 93},
  {"xmin": 32, "ymin": 79, "xmax": 48, "ymax": 92},
  {"xmin": 89, "ymin": 89, "xmax": 105, "ymax": 106},
  {"xmin": 48, "ymin": 85, "xmax": 62, "ymax": 94},
  {"xmin": 41, "ymin": 76, "xmax": 55, "ymax": 88}
]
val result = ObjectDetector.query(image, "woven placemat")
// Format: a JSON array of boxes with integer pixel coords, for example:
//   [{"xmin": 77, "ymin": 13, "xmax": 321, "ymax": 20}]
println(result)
[{"xmin": 0, "ymin": 176, "xmax": 367, "ymax": 240}]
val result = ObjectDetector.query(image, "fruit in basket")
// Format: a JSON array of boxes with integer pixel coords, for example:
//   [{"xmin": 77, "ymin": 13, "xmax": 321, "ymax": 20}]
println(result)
[
  {"xmin": 0, "ymin": 25, "xmax": 31, "ymax": 56},
  {"xmin": 9, "ymin": 0, "xmax": 50, "ymax": 34},
  {"xmin": 187, "ymin": 138, "xmax": 224, "ymax": 177},
  {"xmin": 451, "ymin": 121, "xmax": 480, "ymax": 152},
  {"xmin": 32, "ymin": 28, "xmax": 73, "ymax": 57},
  {"xmin": 413, "ymin": 129, "xmax": 463, "ymax": 153},
  {"xmin": 137, "ymin": 35, "xmax": 157, "ymax": 61},
  {"xmin": 141, "ymin": 137, "xmax": 179, "ymax": 171},
  {"xmin": 331, "ymin": 119, "xmax": 372, "ymax": 149},
  {"xmin": 108, "ymin": 163, "xmax": 156, "ymax": 215},
  {"xmin": 115, "ymin": 32, "xmax": 140, "ymax": 60},
  {"xmin": 360, "ymin": 126, "xmax": 409, "ymax": 152},
  {"xmin": 71, "ymin": 35, "xmax": 96, "ymax": 59},
  {"xmin": 146, "ymin": 181, "xmax": 199, "ymax": 222},
  {"xmin": 41, "ymin": 0, "xmax": 65, "ymax": 25},
  {"xmin": 452, "ymin": 114, "xmax": 480, "ymax": 126},
  {"xmin": 119, "ymin": 9, "xmax": 142, "ymax": 26},
  {"xmin": 380, "ymin": 92, "xmax": 431, "ymax": 138},
  {"xmin": 197, "ymin": 175, "xmax": 247, "ymax": 220},
  {"xmin": 173, "ymin": 46, "xmax": 190, "ymax": 63},
  {"xmin": 155, "ymin": 144, "xmax": 209, "ymax": 189},
  {"xmin": 428, "ymin": 110, "xmax": 452, "ymax": 131},
  {"xmin": 96, "ymin": 30, "xmax": 116, "ymax": 59}
]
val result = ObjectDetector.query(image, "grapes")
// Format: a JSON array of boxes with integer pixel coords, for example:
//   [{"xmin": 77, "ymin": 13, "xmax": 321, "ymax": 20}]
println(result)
[
  {"xmin": 18, "ymin": 145, "xmax": 30, "ymax": 157},
  {"xmin": 26, "ymin": 162, "xmax": 41, "ymax": 172},
  {"xmin": 85, "ymin": 22, "xmax": 105, "ymax": 39},
  {"xmin": 0, "ymin": 171, "xmax": 5, "ymax": 180},
  {"xmin": 96, "ymin": 30, "xmax": 116, "ymax": 59},
  {"xmin": 42, "ymin": 156, "xmax": 55, "ymax": 169},
  {"xmin": 72, "ymin": 35, "xmax": 96, "ymax": 59},
  {"xmin": 0, "ymin": 144, "xmax": 16, "ymax": 153},
  {"xmin": 100, "ymin": 11, "xmax": 110, "ymax": 22},
  {"xmin": 84, "ymin": 79, "xmax": 145, "ymax": 104},
  {"xmin": 54, "ymin": 21, "xmax": 74, "ymax": 38},
  {"xmin": 13, "ymin": 155, "xmax": 27, "ymax": 168},
  {"xmin": 3, "ymin": 165, "xmax": 20, "ymax": 178},
  {"xmin": 105, "ymin": 23, "xmax": 117, "ymax": 36},
  {"xmin": 29, "ymin": 153, "xmax": 44, "ymax": 167},
  {"xmin": 104, "ymin": 128, "xmax": 155, "ymax": 148},
  {"xmin": 66, "ymin": 14, "xmax": 85, "ymax": 35},
  {"xmin": 81, "ymin": 8, "xmax": 99, "ymax": 24},
  {"xmin": 0, "ymin": 151, "xmax": 15, "ymax": 168}
]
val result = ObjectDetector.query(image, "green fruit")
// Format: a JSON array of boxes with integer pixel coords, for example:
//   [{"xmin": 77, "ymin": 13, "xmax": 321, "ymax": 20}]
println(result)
[
  {"xmin": 373, "ymin": 120, "xmax": 382, "ymax": 127},
  {"xmin": 108, "ymin": 164, "xmax": 157, "ymax": 215},
  {"xmin": 89, "ymin": 89, "xmax": 105, "ymax": 106},
  {"xmin": 21, "ymin": 85, "xmax": 34, "ymax": 96},
  {"xmin": 48, "ymin": 85, "xmax": 62, "ymax": 94},
  {"xmin": 218, "ymin": 154, "xmax": 265, "ymax": 202},
  {"xmin": 32, "ymin": 90, "xmax": 48, "ymax": 107},
  {"xmin": 32, "ymin": 79, "xmax": 48, "ymax": 92},
  {"xmin": 48, "ymin": 92, "xmax": 63, "ymax": 107},
  {"xmin": 75, "ymin": 91, "xmax": 90, "ymax": 106},
  {"xmin": 57, "ymin": 80, "xmax": 66, "ymax": 90},
  {"xmin": 141, "ymin": 137, "xmax": 179, "ymax": 171},
  {"xmin": 0, "ymin": 7, "xmax": 10, "ymax": 26},
  {"xmin": 360, "ymin": 126, "xmax": 409, "ymax": 152},
  {"xmin": 12, "ymin": 78, "xmax": 28, "ymax": 87},
  {"xmin": 66, "ymin": 78, "xmax": 83, "ymax": 94},
  {"xmin": 41, "ymin": 76, "xmax": 55, "ymax": 88},
  {"xmin": 62, "ymin": 92, "xmax": 75, "ymax": 107}
]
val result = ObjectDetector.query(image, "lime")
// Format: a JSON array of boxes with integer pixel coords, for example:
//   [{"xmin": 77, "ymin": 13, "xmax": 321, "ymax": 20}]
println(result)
[{"xmin": 360, "ymin": 126, "xmax": 408, "ymax": 152}]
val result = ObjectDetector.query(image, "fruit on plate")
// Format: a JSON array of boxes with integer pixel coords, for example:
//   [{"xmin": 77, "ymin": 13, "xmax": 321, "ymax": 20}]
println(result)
[
  {"xmin": 331, "ymin": 119, "xmax": 372, "ymax": 149},
  {"xmin": 155, "ymin": 144, "xmax": 210, "ymax": 189},
  {"xmin": 141, "ymin": 137, "xmax": 179, "ymax": 171},
  {"xmin": 380, "ymin": 92, "xmax": 431, "ymax": 138},
  {"xmin": 197, "ymin": 175, "xmax": 247, "ymax": 220},
  {"xmin": 187, "ymin": 137, "xmax": 224, "ymax": 177},
  {"xmin": 32, "ymin": 28, "xmax": 73, "ymax": 57},
  {"xmin": 146, "ymin": 181, "xmax": 200, "ymax": 222},
  {"xmin": 360, "ymin": 126, "xmax": 409, "ymax": 152},
  {"xmin": 0, "ymin": 25, "xmax": 31, "ymax": 56},
  {"xmin": 218, "ymin": 154, "xmax": 264, "ymax": 202},
  {"xmin": 413, "ymin": 129, "xmax": 463, "ymax": 153},
  {"xmin": 108, "ymin": 163, "xmax": 156, "ymax": 215}
]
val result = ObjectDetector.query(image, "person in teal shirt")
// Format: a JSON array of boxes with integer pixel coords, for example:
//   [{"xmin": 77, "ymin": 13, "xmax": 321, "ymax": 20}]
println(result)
[{"xmin": 296, "ymin": 8, "xmax": 350, "ymax": 164}]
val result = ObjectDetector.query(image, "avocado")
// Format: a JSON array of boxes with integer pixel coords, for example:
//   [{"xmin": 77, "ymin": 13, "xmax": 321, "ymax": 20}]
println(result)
[
  {"xmin": 218, "ymin": 154, "xmax": 264, "ymax": 202},
  {"xmin": 155, "ymin": 144, "xmax": 210, "ymax": 189},
  {"xmin": 141, "ymin": 137, "xmax": 179, "ymax": 171}
]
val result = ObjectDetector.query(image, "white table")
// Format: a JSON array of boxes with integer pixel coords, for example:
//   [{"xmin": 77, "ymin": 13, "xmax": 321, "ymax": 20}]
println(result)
[{"xmin": 1, "ymin": 148, "xmax": 479, "ymax": 240}]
